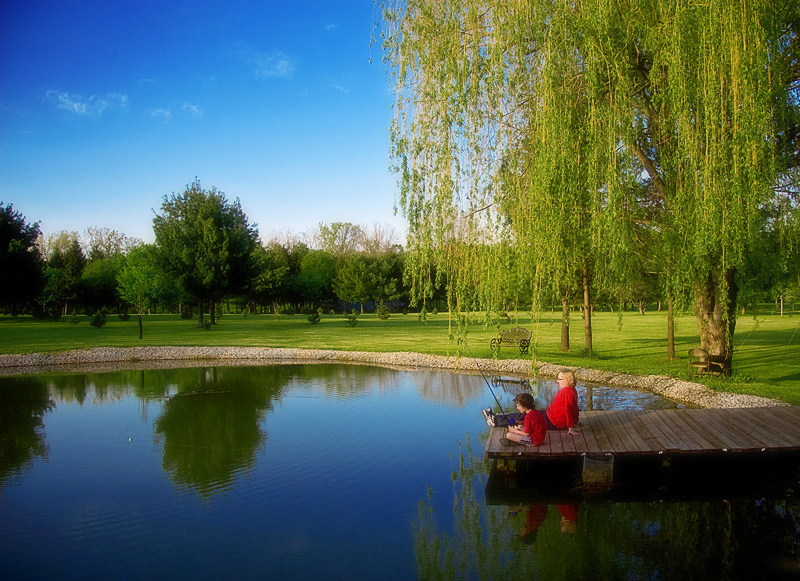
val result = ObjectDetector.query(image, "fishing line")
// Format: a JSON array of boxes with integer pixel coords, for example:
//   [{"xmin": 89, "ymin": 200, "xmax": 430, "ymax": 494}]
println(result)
[{"xmin": 459, "ymin": 331, "xmax": 516, "ymax": 426}]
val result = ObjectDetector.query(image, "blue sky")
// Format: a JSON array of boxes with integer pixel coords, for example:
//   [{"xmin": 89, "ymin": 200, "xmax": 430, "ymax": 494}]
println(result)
[{"xmin": 0, "ymin": 0, "xmax": 403, "ymax": 244}]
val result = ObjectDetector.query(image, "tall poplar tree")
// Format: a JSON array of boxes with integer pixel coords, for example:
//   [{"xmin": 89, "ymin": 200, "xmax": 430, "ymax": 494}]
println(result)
[{"xmin": 384, "ymin": 0, "xmax": 799, "ymax": 373}]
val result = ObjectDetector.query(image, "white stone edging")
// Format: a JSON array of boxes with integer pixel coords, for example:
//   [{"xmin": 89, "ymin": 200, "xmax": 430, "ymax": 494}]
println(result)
[{"xmin": 0, "ymin": 346, "xmax": 785, "ymax": 409}]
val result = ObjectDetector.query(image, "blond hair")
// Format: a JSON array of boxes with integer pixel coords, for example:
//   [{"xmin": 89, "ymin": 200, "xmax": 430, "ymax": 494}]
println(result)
[{"xmin": 559, "ymin": 370, "xmax": 576, "ymax": 387}]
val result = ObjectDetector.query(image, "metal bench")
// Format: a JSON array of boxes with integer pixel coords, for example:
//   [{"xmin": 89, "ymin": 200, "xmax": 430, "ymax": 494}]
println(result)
[{"xmin": 490, "ymin": 327, "xmax": 531, "ymax": 355}]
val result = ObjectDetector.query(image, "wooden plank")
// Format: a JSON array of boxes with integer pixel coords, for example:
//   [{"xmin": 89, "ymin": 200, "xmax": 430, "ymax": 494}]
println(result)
[
  {"xmin": 584, "ymin": 412, "xmax": 614, "ymax": 453},
  {"xmin": 659, "ymin": 409, "xmax": 720, "ymax": 451},
  {"xmin": 599, "ymin": 410, "xmax": 646, "ymax": 454},
  {"xmin": 484, "ymin": 427, "xmax": 499, "ymax": 461},
  {"xmin": 702, "ymin": 409, "xmax": 778, "ymax": 451},
  {"xmin": 706, "ymin": 409, "xmax": 765, "ymax": 450},
  {"xmin": 642, "ymin": 409, "xmax": 705, "ymax": 451},
  {"xmin": 683, "ymin": 409, "xmax": 753, "ymax": 451},
  {"xmin": 626, "ymin": 410, "xmax": 679, "ymax": 453},
  {"xmin": 627, "ymin": 410, "xmax": 677, "ymax": 453},
  {"xmin": 733, "ymin": 408, "xmax": 800, "ymax": 449},
  {"xmin": 617, "ymin": 410, "xmax": 663, "ymax": 453},
  {"xmin": 613, "ymin": 410, "xmax": 656, "ymax": 453},
  {"xmin": 766, "ymin": 407, "xmax": 800, "ymax": 443},
  {"xmin": 594, "ymin": 410, "xmax": 629, "ymax": 453},
  {"xmin": 534, "ymin": 429, "xmax": 552, "ymax": 455},
  {"xmin": 733, "ymin": 407, "xmax": 800, "ymax": 448},
  {"xmin": 574, "ymin": 415, "xmax": 603, "ymax": 455},
  {"xmin": 548, "ymin": 429, "xmax": 566, "ymax": 456},
  {"xmin": 560, "ymin": 428, "xmax": 579, "ymax": 454}
]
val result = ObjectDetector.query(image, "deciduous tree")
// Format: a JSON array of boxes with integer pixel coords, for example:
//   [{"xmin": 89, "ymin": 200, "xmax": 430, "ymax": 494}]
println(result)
[
  {"xmin": 0, "ymin": 203, "xmax": 44, "ymax": 314},
  {"xmin": 152, "ymin": 180, "xmax": 259, "ymax": 326},
  {"xmin": 117, "ymin": 245, "xmax": 174, "ymax": 339},
  {"xmin": 384, "ymin": 0, "xmax": 799, "ymax": 373}
]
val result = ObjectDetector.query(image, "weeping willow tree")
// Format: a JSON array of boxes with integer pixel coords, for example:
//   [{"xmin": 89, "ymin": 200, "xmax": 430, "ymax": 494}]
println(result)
[{"xmin": 384, "ymin": 0, "xmax": 799, "ymax": 374}]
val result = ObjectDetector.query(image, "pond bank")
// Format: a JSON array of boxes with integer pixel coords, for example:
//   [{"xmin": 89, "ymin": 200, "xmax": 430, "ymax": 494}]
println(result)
[{"xmin": 0, "ymin": 346, "xmax": 784, "ymax": 409}]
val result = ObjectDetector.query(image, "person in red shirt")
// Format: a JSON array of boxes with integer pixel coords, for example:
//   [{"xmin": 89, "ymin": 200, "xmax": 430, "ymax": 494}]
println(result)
[
  {"xmin": 502, "ymin": 392, "xmax": 546, "ymax": 446},
  {"xmin": 556, "ymin": 503, "xmax": 579, "ymax": 534},
  {"xmin": 545, "ymin": 370, "xmax": 579, "ymax": 436}
]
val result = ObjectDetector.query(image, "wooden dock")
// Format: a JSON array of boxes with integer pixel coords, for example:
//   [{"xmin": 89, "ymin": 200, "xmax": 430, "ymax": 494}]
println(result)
[{"xmin": 484, "ymin": 406, "xmax": 800, "ymax": 462}]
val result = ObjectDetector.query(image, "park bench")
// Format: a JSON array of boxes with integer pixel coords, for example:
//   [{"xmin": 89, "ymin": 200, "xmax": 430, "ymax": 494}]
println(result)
[
  {"xmin": 688, "ymin": 348, "xmax": 724, "ymax": 376},
  {"xmin": 490, "ymin": 327, "xmax": 532, "ymax": 355}
]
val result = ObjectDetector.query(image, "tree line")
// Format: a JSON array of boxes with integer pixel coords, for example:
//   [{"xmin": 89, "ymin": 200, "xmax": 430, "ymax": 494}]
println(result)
[{"xmin": 0, "ymin": 181, "xmax": 410, "ymax": 337}]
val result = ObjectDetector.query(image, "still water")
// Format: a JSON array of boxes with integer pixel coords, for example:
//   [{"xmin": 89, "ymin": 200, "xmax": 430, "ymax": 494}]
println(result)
[{"xmin": 0, "ymin": 364, "xmax": 798, "ymax": 580}]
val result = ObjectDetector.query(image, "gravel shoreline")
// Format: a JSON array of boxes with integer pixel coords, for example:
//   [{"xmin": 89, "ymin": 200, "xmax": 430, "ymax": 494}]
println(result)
[{"xmin": 0, "ymin": 346, "xmax": 785, "ymax": 409}]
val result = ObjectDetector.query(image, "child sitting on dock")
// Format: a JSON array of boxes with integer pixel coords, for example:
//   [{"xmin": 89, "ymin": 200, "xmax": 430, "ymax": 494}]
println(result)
[{"xmin": 500, "ymin": 393, "xmax": 546, "ymax": 447}]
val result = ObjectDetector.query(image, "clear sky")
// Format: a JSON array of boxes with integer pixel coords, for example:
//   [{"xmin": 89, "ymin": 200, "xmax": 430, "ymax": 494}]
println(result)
[{"xmin": 0, "ymin": 0, "xmax": 404, "ymax": 245}]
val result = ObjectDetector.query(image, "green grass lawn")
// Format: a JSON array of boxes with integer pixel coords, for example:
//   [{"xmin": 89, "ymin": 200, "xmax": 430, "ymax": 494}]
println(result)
[{"xmin": 1, "ymin": 309, "xmax": 799, "ymax": 404}]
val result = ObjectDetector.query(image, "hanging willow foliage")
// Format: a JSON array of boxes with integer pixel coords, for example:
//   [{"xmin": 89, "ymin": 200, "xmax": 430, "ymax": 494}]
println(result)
[{"xmin": 383, "ymin": 0, "xmax": 799, "ymax": 371}]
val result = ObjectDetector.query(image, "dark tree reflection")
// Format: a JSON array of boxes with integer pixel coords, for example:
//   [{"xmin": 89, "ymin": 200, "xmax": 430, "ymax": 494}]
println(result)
[
  {"xmin": 0, "ymin": 376, "xmax": 53, "ymax": 485},
  {"xmin": 153, "ymin": 366, "xmax": 289, "ymax": 500}
]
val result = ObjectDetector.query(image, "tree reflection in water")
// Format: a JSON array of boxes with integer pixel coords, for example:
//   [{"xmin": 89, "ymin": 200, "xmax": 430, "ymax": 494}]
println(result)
[
  {"xmin": 0, "ymin": 376, "xmax": 53, "ymax": 486},
  {"xmin": 414, "ymin": 435, "xmax": 800, "ymax": 580},
  {"xmin": 153, "ymin": 366, "xmax": 290, "ymax": 499}
]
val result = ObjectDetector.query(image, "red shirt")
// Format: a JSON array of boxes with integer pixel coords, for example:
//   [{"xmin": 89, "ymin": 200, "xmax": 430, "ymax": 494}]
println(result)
[
  {"xmin": 546, "ymin": 385, "xmax": 579, "ymax": 429},
  {"xmin": 557, "ymin": 503, "xmax": 579, "ymax": 522},
  {"xmin": 525, "ymin": 504, "xmax": 548, "ymax": 532},
  {"xmin": 524, "ymin": 409, "xmax": 547, "ymax": 445}
]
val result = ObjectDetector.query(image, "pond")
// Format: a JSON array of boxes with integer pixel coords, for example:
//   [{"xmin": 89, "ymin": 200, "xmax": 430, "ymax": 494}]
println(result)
[{"xmin": 0, "ymin": 364, "xmax": 798, "ymax": 580}]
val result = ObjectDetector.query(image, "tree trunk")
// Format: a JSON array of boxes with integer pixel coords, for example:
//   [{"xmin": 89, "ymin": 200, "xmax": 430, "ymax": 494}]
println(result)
[
  {"xmin": 583, "ymin": 271, "xmax": 592, "ymax": 354},
  {"xmin": 197, "ymin": 299, "xmax": 204, "ymax": 327},
  {"xmin": 210, "ymin": 299, "xmax": 216, "ymax": 325},
  {"xmin": 695, "ymin": 268, "xmax": 738, "ymax": 376},
  {"xmin": 560, "ymin": 296, "xmax": 570, "ymax": 352},
  {"xmin": 667, "ymin": 295, "xmax": 676, "ymax": 360},
  {"xmin": 137, "ymin": 314, "xmax": 143, "ymax": 340}
]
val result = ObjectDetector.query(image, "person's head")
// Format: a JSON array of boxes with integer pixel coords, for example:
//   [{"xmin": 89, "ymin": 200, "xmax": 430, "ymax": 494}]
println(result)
[
  {"xmin": 560, "ymin": 516, "xmax": 577, "ymax": 534},
  {"xmin": 556, "ymin": 370, "xmax": 576, "ymax": 388},
  {"xmin": 513, "ymin": 392, "xmax": 536, "ymax": 411}
]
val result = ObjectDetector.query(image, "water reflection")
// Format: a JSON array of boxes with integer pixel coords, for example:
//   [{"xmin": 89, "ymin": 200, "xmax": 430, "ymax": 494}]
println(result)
[
  {"xmin": 1, "ymin": 364, "xmax": 796, "ymax": 580},
  {"xmin": 153, "ymin": 367, "xmax": 283, "ymax": 499},
  {"xmin": 414, "ymin": 435, "xmax": 800, "ymax": 580},
  {"xmin": 0, "ymin": 376, "xmax": 53, "ymax": 485}
]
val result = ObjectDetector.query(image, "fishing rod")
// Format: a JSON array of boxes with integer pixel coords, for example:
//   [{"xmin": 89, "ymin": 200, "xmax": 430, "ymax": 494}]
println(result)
[{"xmin": 459, "ymin": 332, "xmax": 516, "ymax": 426}]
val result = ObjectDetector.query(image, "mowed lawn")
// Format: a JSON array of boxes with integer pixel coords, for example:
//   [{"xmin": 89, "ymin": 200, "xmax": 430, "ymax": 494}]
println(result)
[{"xmin": 1, "ymin": 309, "xmax": 799, "ymax": 404}]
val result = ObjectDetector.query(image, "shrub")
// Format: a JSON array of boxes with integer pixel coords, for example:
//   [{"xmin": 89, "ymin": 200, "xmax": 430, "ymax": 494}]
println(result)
[
  {"xmin": 180, "ymin": 306, "xmax": 194, "ymax": 320},
  {"xmin": 118, "ymin": 310, "xmax": 130, "ymax": 321},
  {"xmin": 346, "ymin": 309, "xmax": 359, "ymax": 327},
  {"xmin": 376, "ymin": 304, "xmax": 390, "ymax": 320},
  {"xmin": 418, "ymin": 307, "xmax": 428, "ymax": 325},
  {"xmin": 90, "ymin": 311, "xmax": 107, "ymax": 328},
  {"xmin": 307, "ymin": 312, "xmax": 321, "ymax": 324},
  {"xmin": 69, "ymin": 312, "xmax": 80, "ymax": 325}
]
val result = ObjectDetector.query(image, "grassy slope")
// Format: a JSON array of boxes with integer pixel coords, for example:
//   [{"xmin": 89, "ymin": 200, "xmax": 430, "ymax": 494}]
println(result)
[{"xmin": 1, "ymin": 310, "xmax": 798, "ymax": 404}]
